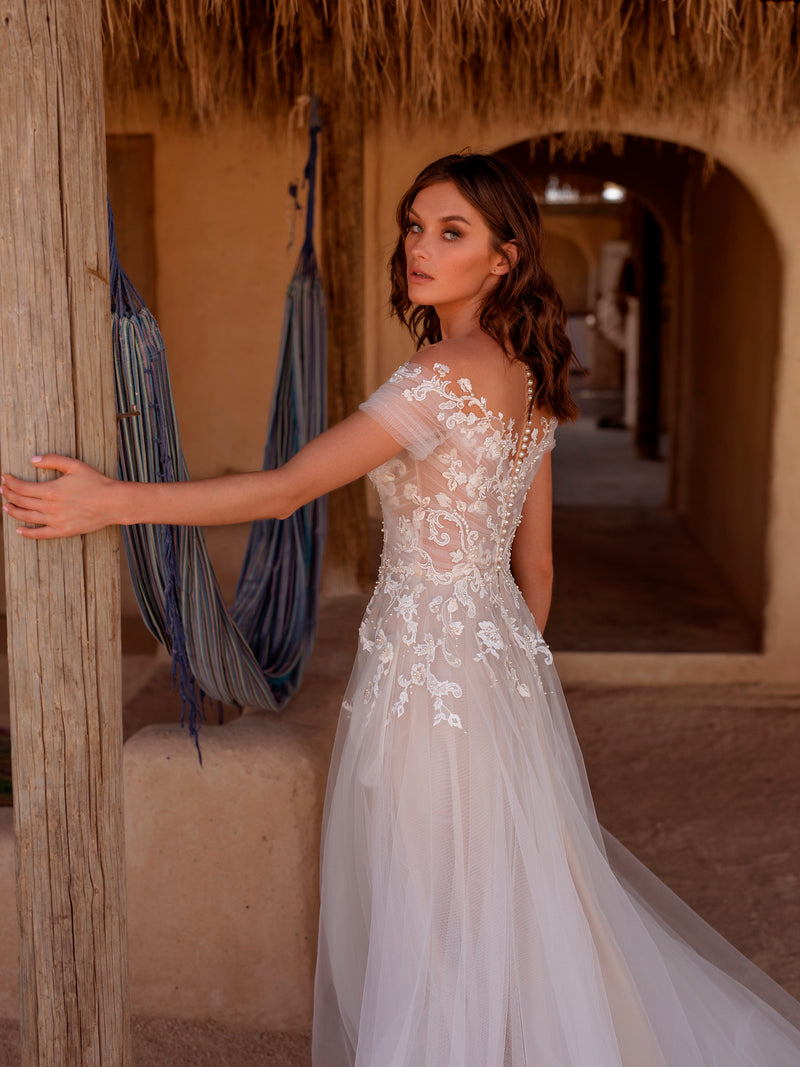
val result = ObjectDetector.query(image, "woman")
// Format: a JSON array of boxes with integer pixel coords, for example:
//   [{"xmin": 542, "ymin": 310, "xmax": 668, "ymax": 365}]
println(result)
[{"xmin": 3, "ymin": 153, "xmax": 800, "ymax": 1066}]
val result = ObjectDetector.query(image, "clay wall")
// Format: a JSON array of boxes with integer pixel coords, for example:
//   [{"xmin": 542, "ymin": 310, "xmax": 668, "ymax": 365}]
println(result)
[
  {"xmin": 680, "ymin": 165, "xmax": 780, "ymax": 629},
  {"xmin": 105, "ymin": 101, "xmax": 303, "ymax": 481}
]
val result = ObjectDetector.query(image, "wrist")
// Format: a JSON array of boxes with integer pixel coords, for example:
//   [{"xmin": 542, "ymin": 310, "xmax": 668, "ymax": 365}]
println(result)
[{"xmin": 111, "ymin": 479, "xmax": 140, "ymax": 527}]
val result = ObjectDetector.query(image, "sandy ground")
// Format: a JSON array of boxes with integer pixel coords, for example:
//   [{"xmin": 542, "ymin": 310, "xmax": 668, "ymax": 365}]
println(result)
[
  {"xmin": 0, "ymin": 1018, "xmax": 312, "ymax": 1066},
  {"xmin": 0, "ymin": 679, "xmax": 798, "ymax": 1065}
]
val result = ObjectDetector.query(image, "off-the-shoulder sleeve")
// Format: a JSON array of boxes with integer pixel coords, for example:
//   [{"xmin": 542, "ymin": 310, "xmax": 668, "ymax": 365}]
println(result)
[
  {"xmin": 538, "ymin": 416, "xmax": 558, "ymax": 454},
  {"xmin": 359, "ymin": 362, "xmax": 451, "ymax": 460}
]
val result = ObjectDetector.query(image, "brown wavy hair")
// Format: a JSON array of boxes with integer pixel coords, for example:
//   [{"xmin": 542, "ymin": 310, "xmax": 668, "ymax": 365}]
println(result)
[{"xmin": 390, "ymin": 152, "xmax": 579, "ymax": 421}]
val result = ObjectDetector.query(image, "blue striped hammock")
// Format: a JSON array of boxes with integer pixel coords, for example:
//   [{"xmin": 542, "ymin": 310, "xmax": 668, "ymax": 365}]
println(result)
[{"xmin": 110, "ymin": 109, "xmax": 327, "ymax": 752}]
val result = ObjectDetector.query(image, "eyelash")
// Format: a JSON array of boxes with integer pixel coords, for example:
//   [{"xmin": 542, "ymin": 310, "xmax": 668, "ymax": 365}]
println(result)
[{"xmin": 408, "ymin": 222, "xmax": 462, "ymax": 241}]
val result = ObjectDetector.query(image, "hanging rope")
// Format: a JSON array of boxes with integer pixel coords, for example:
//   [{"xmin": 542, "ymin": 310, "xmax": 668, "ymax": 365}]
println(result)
[{"xmin": 111, "ymin": 97, "xmax": 327, "ymax": 752}]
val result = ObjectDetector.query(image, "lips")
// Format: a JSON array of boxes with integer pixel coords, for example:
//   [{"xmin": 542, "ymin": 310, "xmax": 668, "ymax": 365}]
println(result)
[{"xmin": 408, "ymin": 269, "xmax": 433, "ymax": 282}]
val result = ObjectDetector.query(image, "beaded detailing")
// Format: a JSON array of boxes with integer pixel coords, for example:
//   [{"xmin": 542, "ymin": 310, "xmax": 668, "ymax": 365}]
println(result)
[{"xmin": 496, "ymin": 365, "xmax": 536, "ymax": 569}]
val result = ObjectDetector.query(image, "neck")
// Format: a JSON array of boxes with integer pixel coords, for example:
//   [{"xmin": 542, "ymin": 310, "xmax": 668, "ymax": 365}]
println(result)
[{"xmin": 435, "ymin": 297, "xmax": 485, "ymax": 341}]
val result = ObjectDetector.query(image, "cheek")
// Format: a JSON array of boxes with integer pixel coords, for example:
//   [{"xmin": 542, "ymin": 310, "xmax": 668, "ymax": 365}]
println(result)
[{"xmin": 457, "ymin": 246, "xmax": 496, "ymax": 277}]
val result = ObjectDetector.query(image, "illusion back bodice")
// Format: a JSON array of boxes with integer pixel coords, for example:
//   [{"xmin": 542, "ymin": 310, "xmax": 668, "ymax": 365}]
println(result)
[{"xmin": 362, "ymin": 362, "xmax": 557, "ymax": 592}]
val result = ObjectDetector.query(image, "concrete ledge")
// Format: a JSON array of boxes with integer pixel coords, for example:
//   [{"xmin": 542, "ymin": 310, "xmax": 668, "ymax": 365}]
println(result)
[
  {"xmin": 0, "ymin": 598, "xmax": 355, "ymax": 1032},
  {"xmin": 0, "ymin": 716, "xmax": 328, "ymax": 1030},
  {"xmin": 125, "ymin": 715, "xmax": 327, "ymax": 1030},
  {"xmin": 554, "ymin": 651, "xmax": 771, "ymax": 685}
]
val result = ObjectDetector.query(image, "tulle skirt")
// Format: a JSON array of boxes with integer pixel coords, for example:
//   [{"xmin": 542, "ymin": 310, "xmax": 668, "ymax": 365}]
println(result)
[{"xmin": 312, "ymin": 581, "xmax": 800, "ymax": 1066}]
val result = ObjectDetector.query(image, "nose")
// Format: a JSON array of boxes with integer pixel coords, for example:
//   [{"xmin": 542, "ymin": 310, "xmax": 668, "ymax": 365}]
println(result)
[{"xmin": 406, "ymin": 229, "xmax": 430, "ymax": 262}]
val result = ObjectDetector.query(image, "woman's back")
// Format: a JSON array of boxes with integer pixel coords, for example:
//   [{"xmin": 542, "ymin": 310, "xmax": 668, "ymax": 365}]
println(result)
[{"xmin": 362, "ymin": 355, "xmax": 556, "ymax": 589}]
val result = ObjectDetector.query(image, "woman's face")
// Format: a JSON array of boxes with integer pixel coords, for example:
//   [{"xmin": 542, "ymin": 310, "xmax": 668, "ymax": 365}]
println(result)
[{"xmin": 404, "ymin": 181, "xmax": 509, "ymax": 318}]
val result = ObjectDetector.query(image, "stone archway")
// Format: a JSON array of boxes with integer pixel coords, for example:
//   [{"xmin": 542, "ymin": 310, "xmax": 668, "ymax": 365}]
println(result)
[{"xmin": 495, "ymin": 136, "xmax": 781, "ymax": 653}]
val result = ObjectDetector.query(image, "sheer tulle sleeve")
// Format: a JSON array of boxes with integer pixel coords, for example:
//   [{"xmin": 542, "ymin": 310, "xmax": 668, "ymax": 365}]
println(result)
[{"xmin": 359, "ymin": 361, "xmax": 450, "ymax": 460}]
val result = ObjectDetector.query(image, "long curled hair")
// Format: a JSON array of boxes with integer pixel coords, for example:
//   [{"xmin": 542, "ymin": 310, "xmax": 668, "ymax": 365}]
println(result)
[{"xmin": 390, "ymin": 153, "xmax": 579, "ymax": 422}]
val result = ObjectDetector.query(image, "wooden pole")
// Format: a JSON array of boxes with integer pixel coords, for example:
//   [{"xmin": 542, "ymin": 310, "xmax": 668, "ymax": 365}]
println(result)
[
  {"xmin": 320, "ymin": 92, "xmax": 372, "ymax": 593},
  {"xmin": 0, "ymin": 2, "xmax": 130, "ymax": 1064}
]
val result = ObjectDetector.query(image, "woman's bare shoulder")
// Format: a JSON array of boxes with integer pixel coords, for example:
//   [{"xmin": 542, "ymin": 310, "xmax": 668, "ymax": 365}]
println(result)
[
  {"xmin": 408, "ymin": 337, "xmax": 508, "ymax": 380},
  {"xmin": 408, "ymin": 339, "xmax": 535, "ymax": 425}
]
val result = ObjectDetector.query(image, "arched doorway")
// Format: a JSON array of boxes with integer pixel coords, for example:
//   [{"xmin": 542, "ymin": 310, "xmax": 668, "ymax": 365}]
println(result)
[{"xmin": 495, "ymin": 137, "xmax": 781, "ymax": 653}]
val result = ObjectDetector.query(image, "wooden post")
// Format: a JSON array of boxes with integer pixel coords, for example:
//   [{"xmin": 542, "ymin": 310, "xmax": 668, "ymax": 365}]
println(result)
[
  {"xmin": 320, "ymin": 93, "xmax": 372, "ymax": 593},
  {"xmin": 0, "ymin": 2, "xmax": 130, "ymax": 1064}
]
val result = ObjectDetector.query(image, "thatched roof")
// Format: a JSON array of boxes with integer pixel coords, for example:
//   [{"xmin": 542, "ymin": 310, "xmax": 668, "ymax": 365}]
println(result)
[{"xmin": 103, "ymin": 1, "xmax": 800, "ymax": 134}]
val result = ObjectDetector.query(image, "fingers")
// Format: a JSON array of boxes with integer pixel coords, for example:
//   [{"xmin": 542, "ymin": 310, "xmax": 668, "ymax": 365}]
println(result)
[
  {"xmin": 3, "ymin": 494, "xmax": 81, "ymax": 539},
  {"xmin": 1, "ymin": 475, "xmax": 53, "ymax": 509},
  {"xmin": 1, "ymin": 454, "xmax": 77, "ymax": 503},
  {"xmin": 0, "ymin": 454, "xmax": 111, "ymax": 540},
  {"xmin": 30, "ymin": 454, "xmax": 83, "ymax": 476},
  {"xmin": 2, "ymin": 490, "xmax": 53, "ymax": 535},
  {"xmin": 14, "ymin": 524, "xmax": 61, "ymax": 541},
  {"xmin": 1, "ymin": 474, "xmax": 37, "ymax": 501},
  {"xmin": 2, "ymin": 499, "xmax": 49, "ymax": 526},
  {"xmin": 1, "ymin": 454, "xmax": 81, "ymax": 490},
  {"xmin": 0, "ymin": 456, "xmax": 75, "ymax": 538}
]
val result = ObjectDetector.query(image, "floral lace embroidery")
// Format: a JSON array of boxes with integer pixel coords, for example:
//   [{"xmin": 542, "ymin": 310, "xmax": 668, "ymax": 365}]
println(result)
[{"xmin": 360, "ymin": 361, "xmax": 557, "ymax": 729}]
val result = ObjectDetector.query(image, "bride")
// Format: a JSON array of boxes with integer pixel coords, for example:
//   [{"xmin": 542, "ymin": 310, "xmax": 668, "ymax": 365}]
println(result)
[{"xmin": 3, "ymin": 152, "xmax": 800, "ymax": 1066}]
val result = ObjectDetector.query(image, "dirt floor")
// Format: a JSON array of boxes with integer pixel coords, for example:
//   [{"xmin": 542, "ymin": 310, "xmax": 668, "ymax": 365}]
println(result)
[
  {"xmin": 0, "ymin": 678, "xmax": 798, "ymax": 1065},
  {"xmin": 0, "ymin": 1018, "xmax": 312, "ymax": 1066}
]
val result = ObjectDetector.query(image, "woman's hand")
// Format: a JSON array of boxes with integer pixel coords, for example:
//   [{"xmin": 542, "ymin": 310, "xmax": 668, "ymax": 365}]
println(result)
[{"xmin": 0, "ymin": 455, "xmax": 119, "ymax": 540}]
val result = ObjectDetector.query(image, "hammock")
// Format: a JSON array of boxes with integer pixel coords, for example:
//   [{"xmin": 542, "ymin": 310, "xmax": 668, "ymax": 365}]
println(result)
[{"xmin": 111, "ymin": 100, "xmax": 327, "ymax": 751}]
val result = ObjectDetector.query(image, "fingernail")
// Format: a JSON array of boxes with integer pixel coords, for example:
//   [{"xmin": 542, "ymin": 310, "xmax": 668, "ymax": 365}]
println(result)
[
  {"xmin": 2, "ymin": 506, "xmax": 7, "ymax": 513},
  {"xmin": 15, "ymin": 528, "xmax": 23, "ymax": 535},
  {"xmin": 1, "ymin": 476, "xmax": 5, "ymax": 484},
  {"xmin": 31, "ymin": 456, "xmax": 42, "ymax": 463}
]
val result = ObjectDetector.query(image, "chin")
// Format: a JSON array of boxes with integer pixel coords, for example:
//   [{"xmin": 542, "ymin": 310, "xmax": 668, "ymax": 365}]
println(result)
[{"xmin": 407, "ymin": 292, "xmax": 432, "ymax": 308}]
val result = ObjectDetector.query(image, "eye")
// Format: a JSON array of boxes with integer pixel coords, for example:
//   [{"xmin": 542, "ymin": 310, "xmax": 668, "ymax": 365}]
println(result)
[
  {"xmin": 443, "ymin": 228, "xmax": 462, "ymax": 241},
  {"xmin": 407, "ymin": 222, "xmax": 423, "ymax": 234}
]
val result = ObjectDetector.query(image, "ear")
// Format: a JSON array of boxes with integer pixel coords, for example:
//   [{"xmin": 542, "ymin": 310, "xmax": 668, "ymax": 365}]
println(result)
[{"xmin": 492, "ymin": 240, "xmax": 519, "ymax": 275}]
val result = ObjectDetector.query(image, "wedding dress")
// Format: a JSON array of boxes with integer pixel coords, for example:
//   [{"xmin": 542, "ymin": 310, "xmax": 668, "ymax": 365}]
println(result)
[{"xmin": 312, "ymin": 360, "xmax": 800, "ymax": 1066}]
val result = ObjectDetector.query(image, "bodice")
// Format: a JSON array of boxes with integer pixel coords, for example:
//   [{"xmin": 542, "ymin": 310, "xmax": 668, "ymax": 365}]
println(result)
[{"xmin": 364, "ymin": 362, "xmax": 557, "ymax": 595}]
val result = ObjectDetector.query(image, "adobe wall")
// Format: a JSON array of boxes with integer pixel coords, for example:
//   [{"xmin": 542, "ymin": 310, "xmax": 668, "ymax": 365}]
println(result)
[
  {"xmin": 682, "ymin": 164, "xmax": 779, "ymax": 628},
  {"xmin": 542, "ymin": 214, "xmax": 625, "ymax": 312},
  {"xmin": 105, "ymin": 100, "xmax": 302, "ymax": 481},
  {"xmin": 541, "ymin": 214, "xmax": 626, "ymax": 387}
]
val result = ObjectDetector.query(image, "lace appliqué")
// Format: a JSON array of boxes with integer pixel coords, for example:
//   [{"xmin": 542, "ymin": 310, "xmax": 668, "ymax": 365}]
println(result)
[{"xmin": 360, "ymin": 361, "xmax": 557, "ymax": 729}]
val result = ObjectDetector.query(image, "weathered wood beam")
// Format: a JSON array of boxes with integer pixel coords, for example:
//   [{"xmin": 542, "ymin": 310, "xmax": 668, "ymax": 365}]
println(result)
[
  {"xmin": 320, "ymin": 93, "xmax": 372, "ymax": 594},
  {"xmin": 0, "ymin": 1, "xmax": 130, "ymax": 1064}
]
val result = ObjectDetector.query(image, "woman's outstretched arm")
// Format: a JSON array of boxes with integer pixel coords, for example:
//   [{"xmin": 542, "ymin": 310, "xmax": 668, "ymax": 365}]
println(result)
[{"xmin": 0, "ymin": 410, "xmax": 402, "ymax": 540}]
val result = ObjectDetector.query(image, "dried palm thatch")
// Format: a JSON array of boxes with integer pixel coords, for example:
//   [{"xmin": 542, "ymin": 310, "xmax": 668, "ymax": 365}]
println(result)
[{"xmin": 103, "ymin": 1, "xmax": 800, "ymax": 134}]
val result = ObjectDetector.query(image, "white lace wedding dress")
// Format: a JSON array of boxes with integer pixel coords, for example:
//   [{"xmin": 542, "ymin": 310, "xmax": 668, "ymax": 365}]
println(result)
[{"xmin": 312, "ymin": 360, "xmax": 800, "ymax": 1066}]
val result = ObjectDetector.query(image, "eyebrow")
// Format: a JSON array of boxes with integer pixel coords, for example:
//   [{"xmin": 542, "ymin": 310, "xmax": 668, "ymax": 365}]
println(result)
[{"xmin": 408, "ymin": 210, "xmax": 472, "ymax": 225}]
